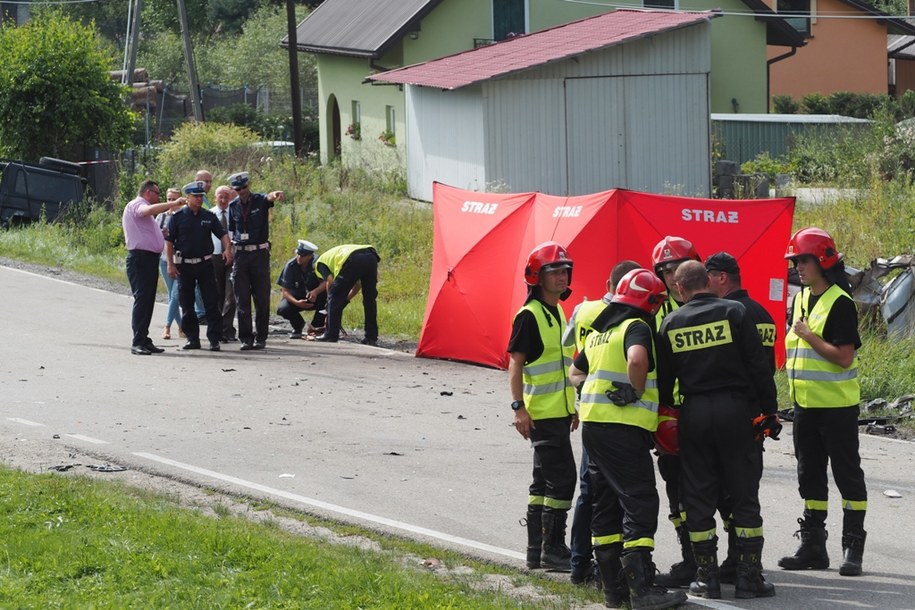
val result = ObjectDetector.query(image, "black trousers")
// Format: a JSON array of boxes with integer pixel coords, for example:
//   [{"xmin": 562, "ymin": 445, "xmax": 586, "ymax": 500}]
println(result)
[
  {"xmin": 212, "ymin": 255, "xmax": 237, "ymax": 339},
  {"xmin": 177, "ymin": 260, "xmax": 221, "ymax": 344},
  {"xmin": 793, "ymin": 404, "xmax": 867, "ymax": 533},
  {"xmin": 232, "ymin": 249, "xmax": 271, "ymax": 344},
  {"xmin": 680, "ymin": 391, "xmax": 763, "ymax": 536},
  {"xmin": 277, "ymin": 294, "xmax": 327, "ymax": 332},
  {"xmin": 126, "ymin": 250, "xmax": 160, "ymax": 347},
  {"xmin": 324, "ymin": 248, "xmax": 379, "ymax": 341},
  {"xmin": 528, "ymin": 416, "xmax": 576, "ymax": 508},
  {"xmin": 584, "ymin": 422, "xmax": 659, "ymax": 550}
]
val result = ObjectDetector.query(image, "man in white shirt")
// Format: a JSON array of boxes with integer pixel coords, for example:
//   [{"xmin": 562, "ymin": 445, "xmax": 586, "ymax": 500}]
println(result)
[{"xmin": 211, "ymin": 185, "xmax": 237, "ymax": 342}]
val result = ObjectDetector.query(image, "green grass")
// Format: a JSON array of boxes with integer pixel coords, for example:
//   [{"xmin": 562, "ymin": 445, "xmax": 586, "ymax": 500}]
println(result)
[{"xmin": 0, "ymin": 467, "xmax": 590, "ymax": 609}]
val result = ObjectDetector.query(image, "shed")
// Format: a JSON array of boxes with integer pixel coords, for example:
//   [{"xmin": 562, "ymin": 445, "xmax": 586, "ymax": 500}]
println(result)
[
  {"xmin": 367, "ymin": 9, "xmax": 716, "ymax": 202},
  {"xmin": 712, "ymin": 113, "xmax": 871, "ymax": 165}
]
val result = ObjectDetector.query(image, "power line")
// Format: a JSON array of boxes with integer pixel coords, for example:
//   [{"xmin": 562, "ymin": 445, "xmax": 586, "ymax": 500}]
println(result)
[
  {"xmin": 1, "ymin": 0, "xmax": 99, "ymax": 4},
  {"xmin": 559, "ymin": 0, "xmax": 915, "ymax": 21}
]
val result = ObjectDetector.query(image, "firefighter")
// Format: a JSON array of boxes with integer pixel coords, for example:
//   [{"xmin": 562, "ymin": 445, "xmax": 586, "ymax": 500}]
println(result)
[
  {"xmin": 569, "ymin": 268, "xmax": 686, "ymax": 609},
  {"xmin": 650, "ymin": 236, "xmax": 701, "ymax": 588},
  {"xmin": 705, "ymin": 251, "xmax": 778, "ymax": 583},
  {"xmin": 656, "ymin": 261, "xmax": 778, "ymax": 599},
  {"xmin": 563, "ymin": 259, "xmax": 640, "ymax": 586},
  {"xmin": 508, "ymin": 241, "xmax": 578, "ymax": 571},
  {"xmin": 779, "ymin": 227, "xmax": 867, "ymax": 576}
]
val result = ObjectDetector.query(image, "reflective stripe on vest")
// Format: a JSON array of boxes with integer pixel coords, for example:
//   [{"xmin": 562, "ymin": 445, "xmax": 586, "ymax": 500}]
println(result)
[
  {"xmin": 579, "ymin": 317, "xmax": 660, "ymax": 431},
  {"xmin": 785, "ymin": 285, "xmax": 860, "ymax": 408},
  {"xmin": 518, "ymin": 301, "xmax": 576, "ymax": 420},
  {"xmin": 573, "ymin": 299, "xmax": 607, "ymax": 353}
]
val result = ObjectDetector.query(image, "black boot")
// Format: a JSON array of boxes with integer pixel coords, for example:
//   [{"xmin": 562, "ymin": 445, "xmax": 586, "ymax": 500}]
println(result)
[
  {"xmin": 839, "ymin": 531, "xmax": 866, "ymax": 576},
  {"xmin": 718, "ymin": 523, "xmax": 738, "ymax": 584},
  {"xmin": 594, "ymin": 543, "xmax": 628, "ymax": 608},
  {"xmin": 689, "ymin": 538, "xmax": 721, "ymax": 599},
  {"xmin": 541, "ymin": 508, "xmax": 572, "ymax": 571},
  {"xmin": 621, "ymin": 550, "xmax": 687, "ymax": 610},
  {"xmin": 735, "ymin": 537, "xmax": 775, "ymax": 599},
  {"xmin": 522, "ymin": 506, "xmax": 542, "ymax": 569},
  {"xmin": 777, "ymin": 518, "xmax": 829, "ymax": 570},
  {"xmin": 655, "ymin": 525, "xmax": 696, "ymax": 588}
]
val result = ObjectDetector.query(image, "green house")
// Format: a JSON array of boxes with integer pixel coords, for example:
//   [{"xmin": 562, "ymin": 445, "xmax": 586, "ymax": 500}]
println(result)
[{"xmin": 286, "ymin": 0, "xmax": 803, "ymax": 168}]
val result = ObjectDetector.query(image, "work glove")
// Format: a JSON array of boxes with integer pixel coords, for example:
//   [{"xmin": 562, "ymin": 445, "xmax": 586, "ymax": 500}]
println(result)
[
  {"xmin": 752, "ymin": 413, "xmax": 782, "ymax": 442},
  {"xmin": 605, "ymin": 382, "xmax": 639, "ymax": 406}
]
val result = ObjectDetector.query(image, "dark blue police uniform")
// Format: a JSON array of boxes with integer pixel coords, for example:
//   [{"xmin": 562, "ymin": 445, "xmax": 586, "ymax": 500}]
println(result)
[{"xmin": 277, "ymin": 256, "xmax": 327, "ymax": 334}]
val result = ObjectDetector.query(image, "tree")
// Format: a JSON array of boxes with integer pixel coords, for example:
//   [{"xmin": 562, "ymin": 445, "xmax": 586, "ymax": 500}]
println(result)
[{"xmin": 0, "ymin": 12, "xmax": 135, "ymax": 161}]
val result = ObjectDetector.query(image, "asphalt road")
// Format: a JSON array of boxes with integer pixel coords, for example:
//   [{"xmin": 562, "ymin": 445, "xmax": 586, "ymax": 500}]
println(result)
[{"xmin": 2, "ymin": 264, "xmax": 914, "ymax": 609}]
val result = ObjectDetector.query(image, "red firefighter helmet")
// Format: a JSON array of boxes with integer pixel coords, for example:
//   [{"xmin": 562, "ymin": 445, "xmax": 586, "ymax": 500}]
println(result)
[
  {"xmin": 524, "ymin": 241, "xmax": 573, "ymax": 286},
  {"xmin": 651, "ymin": 236, "xmax": 700, "ymax": 276},
  {"xmin": 784, "ymin": 227, "xmax": 841, "ymax": 270},
  {"xmin": 654, "ymin": 405, "xmax": 680, "ymax": 455},
  {"xmin": 611, "ymin": 268, "xmax": 668, "ymax": 315}
]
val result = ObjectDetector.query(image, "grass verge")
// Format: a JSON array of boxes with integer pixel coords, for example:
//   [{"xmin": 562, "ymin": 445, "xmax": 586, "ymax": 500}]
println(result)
[{"xmin": 0, "ymin": 466, "xmax": 594, "ymax": 609}]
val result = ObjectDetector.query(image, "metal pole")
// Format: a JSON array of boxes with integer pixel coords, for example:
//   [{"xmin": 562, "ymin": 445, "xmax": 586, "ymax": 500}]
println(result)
[
  {"xmin": 286, "ymin": 0, "xmax": 303, "ymax": 157},
  {"xmin": 176, "ymin": 0, "xmax": 204, "ymax": 122},
  {"xmin": 125, "ymin": 0, "xmax": 143, "ymax": 87}
]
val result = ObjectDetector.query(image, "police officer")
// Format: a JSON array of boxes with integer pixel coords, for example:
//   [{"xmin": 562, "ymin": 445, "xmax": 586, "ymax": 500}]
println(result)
[
  {"xmin": 277, "ymin": 240, "xmax": 327, "ymax": 339},
  {"xmin": 563, "ymin": 259, "xmax": 640, "ymax": 586},
  {"xmin": 308, "ymin": 244, "xmax": 381, "ymax": 346},
  {"xmin": 656, "ymin": 261, "xmax": 777, "ymax": 600},
  {"xmin": 508, "ymin": 241, "xmax": 578, "ymax": 572},
  {"xmin": 227, "ymin": 171, "xmax": 284, "ymax": 351},
  {"xmin": 650, "ymin": 235, "xmax": 701, "ymax": 588},
  {"xmin": 569, "ymin": 268, "xmax": 686, "ymax": 610},
  {"xmin": 165, "ymin": 181, "xmax": 232, "ymax": 352},
  {"xmin": 705, "ymin": 251, "xmax": 778, "ymax": 583},
  {"xmin": 779, "ymin": 227, "xmax": 866, "ymax": 576}
]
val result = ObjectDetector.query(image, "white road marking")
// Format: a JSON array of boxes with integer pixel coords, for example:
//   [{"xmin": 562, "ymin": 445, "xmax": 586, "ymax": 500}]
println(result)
[
  {"xmin": 133, "ymin": 451, "xmax": 525, "ymax": 561},
  {"xmin": 6, "ymin": 417, "xmax": 44, "ymax": 426},
  {"xmin": 65, "ymin": 434, "xmax": 109, "ymax": 445},
  {"xmin": 1, "ymin": 265, "xmax": 128, "ymax": 297}
]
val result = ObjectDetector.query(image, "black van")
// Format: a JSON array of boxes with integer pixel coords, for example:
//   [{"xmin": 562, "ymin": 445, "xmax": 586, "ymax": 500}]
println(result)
[{"xmin": 0, "ymin": 157, "xmax": 85, "ymax": 227}]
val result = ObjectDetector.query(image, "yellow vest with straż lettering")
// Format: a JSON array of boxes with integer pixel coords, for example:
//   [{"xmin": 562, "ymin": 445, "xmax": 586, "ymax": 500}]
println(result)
[{"xmin": 516, "ymin": 301, "xmax": 576, "ymax": 420}]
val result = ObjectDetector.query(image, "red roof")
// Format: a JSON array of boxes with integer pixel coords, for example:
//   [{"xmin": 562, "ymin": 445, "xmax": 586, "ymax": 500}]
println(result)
[{"xmin": 367, "ymin": 9, "xmax": 714, "ymax": 90}]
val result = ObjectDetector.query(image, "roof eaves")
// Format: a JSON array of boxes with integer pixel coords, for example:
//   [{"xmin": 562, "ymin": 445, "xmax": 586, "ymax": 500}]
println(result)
[
  {"xmin": 834, "ymin": 0, "xmax": 915, "ymax": 35},
  {"xmin": 374, "ymin": 0, "xmax": 448, "ymax": 59}
]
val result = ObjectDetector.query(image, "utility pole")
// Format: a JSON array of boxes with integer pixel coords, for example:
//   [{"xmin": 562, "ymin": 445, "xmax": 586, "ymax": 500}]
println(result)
[
  {"xmin": 286, "ymin": 0, "xmax": 303, "ymax": 157},
  {"xmin": 176, "ymin": 0, "xmax": 204, "ymax": 122},
  {"xmin": 125, "ymin": 0, "xmax": 143, "ymax": 86}
]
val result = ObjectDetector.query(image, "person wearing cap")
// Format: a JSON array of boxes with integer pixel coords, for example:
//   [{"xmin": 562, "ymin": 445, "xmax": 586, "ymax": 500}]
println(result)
[
  {"xmin": 779, "ymin": 227, "xmax": 866, "ymax": 577},
  {"xmin": 226, "ymin": 171, "xmax": 284, "ymax": 351},
  {"xmin": 277, "ymin": 240, "xmax": 327, "ymax": 339},
  {"xmin": 122, "ymin": 179, "xmax": 185, "ymax": 355},
  {"xmin": 655, "ymin": 261, "xmax": 777, "ymax": 600},
  {"xmin": 307, "ymin": 244, "xmax": 381, "ymax": 346},
  {"xmin": 508, "ymin": 241, "xmax": 578, "ymax": 573},
  {"xmin": 211, "ymin": 185, "xmax": 237, "ymax": 342},
  {"xmin": 165, "ymin": 181, "xmax": 233, "ymax": 352},
  {"xmin": 704, "ymin": 251, "xmax": 778, "ymax": 584}
]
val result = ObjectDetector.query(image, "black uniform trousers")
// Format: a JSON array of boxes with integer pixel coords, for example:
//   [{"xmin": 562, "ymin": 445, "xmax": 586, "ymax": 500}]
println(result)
[
  {"xmin": 324, "ymin": 248, "xmax": 379, "ymax": 341},
  {"xmin": 680, "ymin": 390, "xmax": 763, "ymax": 536},
  {"xmin": 277, "ymin": 294, "xmax": 327, "ymax": 332},
  {"xmin": 529, "ymin": 416, "xmax": 576, "ymax": 507},
  {"xmin": 793, "ymin": 404, "xmax": 867, "ymax": 533},
  {"xmin": 583, "ymin": 422, "xmax": 659, "ymax": 551},
  {"xmin": 212, "ymin": 256, "xmax": 237, "ymax": 340},
  {"xmin": 126, "ymin": 249, "xmax": 160, "ymax": 348},
  {"xmin": 233, "ymin": 249, "xmax": 271, "ymax": 344},
  {"xmin": 177, "ymin": 260, "xmax": 221, "ymax": 345}
]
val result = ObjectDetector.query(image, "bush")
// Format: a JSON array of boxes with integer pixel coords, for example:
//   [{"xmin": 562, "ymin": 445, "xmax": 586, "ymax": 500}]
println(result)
[
  {"xmin": 773, "ymin": 95, "xmax": 799, "ymax": 114},
  {"xmin": 801, "ymin": 93, "xmax": 830, "ymax": 115},
  {"xmin": 157, "ymin": 122, "xmax": 263, "ymax": 178},
  {"xmin": 741, "ymin": 152, "xmax": 794, "ymax": 182}
]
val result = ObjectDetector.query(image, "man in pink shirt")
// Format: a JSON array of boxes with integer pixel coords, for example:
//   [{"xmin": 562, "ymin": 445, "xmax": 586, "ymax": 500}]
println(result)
[{"xmin": 122, "ymin": 179, "xmax": 183, "ymax": 355}]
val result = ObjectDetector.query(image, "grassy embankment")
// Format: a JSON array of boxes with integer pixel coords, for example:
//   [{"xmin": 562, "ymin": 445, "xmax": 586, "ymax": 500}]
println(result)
[{"xmin": 0, "ymin": 466, "xmax": 590, "ymax": 608}]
